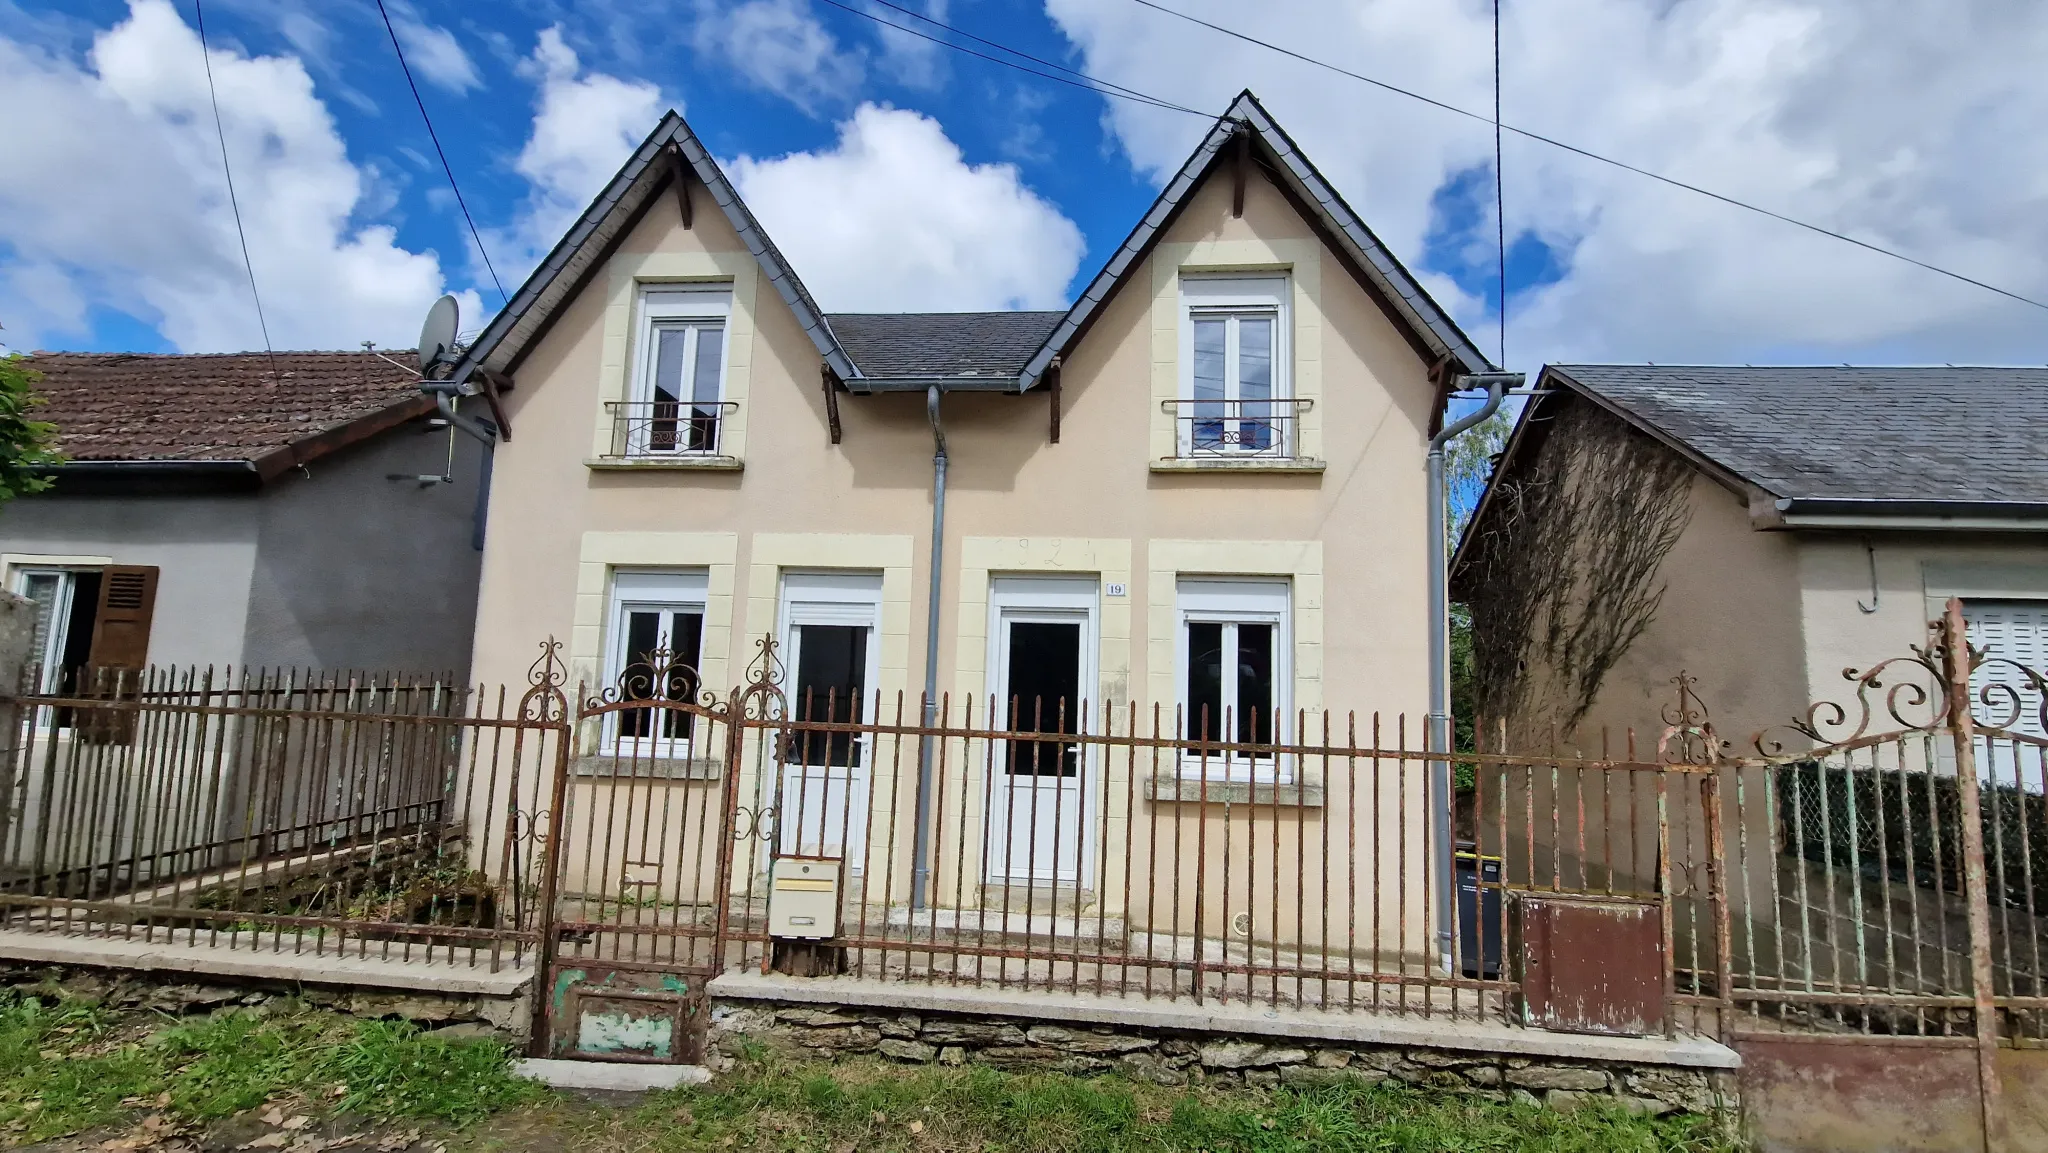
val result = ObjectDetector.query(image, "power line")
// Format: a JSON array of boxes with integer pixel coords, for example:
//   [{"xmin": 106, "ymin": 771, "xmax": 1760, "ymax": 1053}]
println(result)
[
  {"xmin": 1492, "ymin": 0, "xmax": 1505, "ymax": 366},
  {"xmin": 373, "ymin": 0, "xmax": 507, "ymax": 306},
  {"xmin": 1128, "ymin": 0, "xmax": 2048, "ymax": 315},
  {"xmin": 812, "ymin": 0, "xmax": 1211, "ymax": 119},
  {"xmin": 191, "ymin": 0, "xmax": 278, "ymax": 376}
]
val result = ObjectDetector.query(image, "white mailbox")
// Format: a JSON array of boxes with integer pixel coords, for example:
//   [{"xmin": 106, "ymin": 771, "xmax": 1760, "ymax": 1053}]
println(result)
[{"xmin": 767, "ymin": 856, "xmax": 840, "ymax": 940}]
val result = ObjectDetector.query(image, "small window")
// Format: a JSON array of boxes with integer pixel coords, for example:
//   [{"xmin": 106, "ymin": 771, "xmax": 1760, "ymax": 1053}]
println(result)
[
  {"xmin": 604, "ymin": 570, "xmax": 709, "ymax": 755},
  {"xmin": 622, "ymin": 286, "xmax": 732, "ymax": 457},
  {"xmin": 1180, "ymin": 276, "xmax": 1291, "ymax": 458},
  {"xmin": 1177, "ymin": 578, "xmax": 1290, "ymax": 779}
]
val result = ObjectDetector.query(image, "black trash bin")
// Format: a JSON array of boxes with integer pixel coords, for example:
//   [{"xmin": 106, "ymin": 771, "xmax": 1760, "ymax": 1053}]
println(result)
[{"xmin": 1455, "ymin": 843, "xmax": 1504, "ymax": 978}]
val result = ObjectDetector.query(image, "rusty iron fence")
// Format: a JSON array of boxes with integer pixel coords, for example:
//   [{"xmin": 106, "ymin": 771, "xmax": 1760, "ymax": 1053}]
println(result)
[
  {"xmin": 0, "ymin": 664, "xmax": 565, "ymax": 971},
  {"xmin": 7, "ymin": 600, "xmax": 2043, "ymax": 1126}
]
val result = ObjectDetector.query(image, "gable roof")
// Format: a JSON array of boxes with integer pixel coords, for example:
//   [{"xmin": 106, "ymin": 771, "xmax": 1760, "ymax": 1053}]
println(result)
[
  {"xmin": 450, "ymin": 93, "xmax": 1486, "ymax": 398},
  {"xmin": 1548, "ymin": 364, "xmax": 2048, "ymax": 508},
  {"xmin": 22, "ymin": 350, "xmax": 432, "ymax": 485},
  {"xmin": 1456, "ymin": 363, "xmax": 2048, "ymax": 570},
  {"xmin": 827, "ymin": 311, "xmax": 1063, "ymax": 385},
  {"xmin": 1018, "ymin": 90, "xmax": 1493, "ymax": 389},
  {"xmin": 447, "ymin": 111, "xmax": 858, "ymax": 387}
]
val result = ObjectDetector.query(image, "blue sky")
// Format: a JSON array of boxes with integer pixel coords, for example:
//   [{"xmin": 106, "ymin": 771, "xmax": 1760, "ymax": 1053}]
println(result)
[{"xmin": 4, "ymin": 1, "xmax": 2046, "ymax": 368}]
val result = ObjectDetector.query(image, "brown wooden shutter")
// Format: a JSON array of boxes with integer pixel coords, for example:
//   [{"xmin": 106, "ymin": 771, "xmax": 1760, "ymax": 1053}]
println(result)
[
  {"xmin": 78, "ymin": 566, "xmax": 157, "ymax": 743},
  {"xmin": 87, "ymin": 565, "xmax": 159, "ymax": 671}
]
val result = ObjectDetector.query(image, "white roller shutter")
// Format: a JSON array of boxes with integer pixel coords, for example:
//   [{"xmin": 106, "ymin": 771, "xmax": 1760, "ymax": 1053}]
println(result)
[{"xmin": 1963, "ymin": 600, "xmax": 2048, "ymax": 791}]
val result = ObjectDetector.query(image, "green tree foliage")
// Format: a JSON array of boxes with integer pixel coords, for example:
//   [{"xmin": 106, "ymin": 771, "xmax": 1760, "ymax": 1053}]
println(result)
[
  {"xmin": 0, "ymin": 354, "xmax": 63, "ymax": 503},
  {"xmin": 1444, "ymin": 403, "xmax": 1516, "ymax": 763}
]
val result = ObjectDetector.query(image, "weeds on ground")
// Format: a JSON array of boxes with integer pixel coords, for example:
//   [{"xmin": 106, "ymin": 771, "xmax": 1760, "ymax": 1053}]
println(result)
[
  {"xmin": 543, "ymin": 1056, "xmax": 1736, "ymax": 1153},
  {"xmin": 0, "ymin": 992, "xmax": 545, "ymax": 1146}
]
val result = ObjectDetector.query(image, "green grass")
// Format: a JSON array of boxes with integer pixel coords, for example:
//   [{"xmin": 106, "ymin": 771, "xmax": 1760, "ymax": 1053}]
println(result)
[
  {"xmin": 0, "ymin": 992, "xmax": 546, "ymax": 1145},
  {"xmin": 0, "ymin": 995, "xmax": 1734, "ymax": 1152},
  {"xmin": 536, "ymin": 1056, "xmax": 1736, "ymax": 1153}
]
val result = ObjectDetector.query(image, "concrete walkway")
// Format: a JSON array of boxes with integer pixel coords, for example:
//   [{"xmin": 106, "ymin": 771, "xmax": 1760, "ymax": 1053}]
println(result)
[{"xmin": 0, "ymin": 928, "xmax": 534, "ymax": 997}]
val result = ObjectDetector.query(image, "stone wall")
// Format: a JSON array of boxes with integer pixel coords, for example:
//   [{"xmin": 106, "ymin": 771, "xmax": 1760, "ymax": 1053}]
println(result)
[
  {"xmin": 708, "ymin": 999, "xmax": 1733, "ymax": 1119},
  {"xmin": 0, "ymin": 962, "xmax": 531, "ymax": 1040}
]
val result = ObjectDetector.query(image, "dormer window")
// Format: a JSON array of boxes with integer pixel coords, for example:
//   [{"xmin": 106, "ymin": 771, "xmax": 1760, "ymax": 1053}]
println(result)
[{"xmin": 613, "ymin": 285, "xmax": 733, "ymax": 458}]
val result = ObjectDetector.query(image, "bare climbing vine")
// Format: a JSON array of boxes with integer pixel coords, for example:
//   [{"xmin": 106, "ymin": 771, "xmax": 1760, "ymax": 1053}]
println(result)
[{"xmin": 1461, "ymin": 397, "xmax": 1694, "ymax": 737}]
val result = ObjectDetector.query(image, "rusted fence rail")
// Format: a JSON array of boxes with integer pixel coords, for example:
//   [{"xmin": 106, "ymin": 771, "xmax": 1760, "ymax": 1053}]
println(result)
[{"xmin": 0, "ymin": 667, "xmax": 560, "ymax": 971}]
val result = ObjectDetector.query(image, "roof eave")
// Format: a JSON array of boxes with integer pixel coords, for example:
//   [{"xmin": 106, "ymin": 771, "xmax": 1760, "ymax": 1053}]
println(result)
[
  {"xmin": 844, "ymin": 375, "xmax": 1026, "ymax": 395},
  {"xmin": 1761, "ymin": 498, "xmax": 2048, "ymax": 533}
]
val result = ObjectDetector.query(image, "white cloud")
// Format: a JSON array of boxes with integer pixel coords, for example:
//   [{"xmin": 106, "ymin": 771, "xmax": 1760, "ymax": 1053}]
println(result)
[
  {"xmin": 1045, "ymin": 0, "xmax": 2048, "ymax": 366},
  {"xmin": 731, "ymin": 103, "xmax": 1084, "ymax": 311},
  {"xmin": 392, "ymin": 13, "xmax": 481, "ymax": 94},
  {"xmin": 495, "ymin": 26, "xmax": 668, "ymax": 272},
  {"xmin": 691, "ymin": 0, "xmax": 862, "ymax": 111},
  {"xmin": 0, "ymin": 0, "xmax": 476, "ymax": 352},
  {"xmin": 869, "ymin": 0, "xmax": 950, "ymax": 90}
]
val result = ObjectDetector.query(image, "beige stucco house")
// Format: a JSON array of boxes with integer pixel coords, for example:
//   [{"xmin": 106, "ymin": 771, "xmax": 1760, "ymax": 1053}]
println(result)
[
  {"xmin": 442, "ymin": 92, "xmax": 1497, "ymax": 966},
  {"xmin": 1455, "ymin": 364, "xmax": 2048, "ymax": 763}
]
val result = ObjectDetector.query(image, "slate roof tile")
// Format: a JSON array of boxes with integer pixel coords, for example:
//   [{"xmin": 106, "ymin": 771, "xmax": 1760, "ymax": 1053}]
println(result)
[
  {"xmin": 1550, "ymin": 364, "xmax": 2048, "ymax": 503},
  {"xmin": 826, "ymin": 312, "xmax": 1065, "ymax": 380}
]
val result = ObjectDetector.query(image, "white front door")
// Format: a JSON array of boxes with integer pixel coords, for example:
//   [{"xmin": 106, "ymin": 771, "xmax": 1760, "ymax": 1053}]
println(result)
[
  {"xmin": 985, "ymin": 577, "xmax": 1098, "ymax": 885},
  {"xmin": 775, "ymin": 573, "xmax": 882, "ymax": 864}
]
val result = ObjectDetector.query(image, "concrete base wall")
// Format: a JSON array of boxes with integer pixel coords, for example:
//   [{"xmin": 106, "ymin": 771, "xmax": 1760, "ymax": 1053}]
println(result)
[
  {"xmin": 708, "ymin": 997, "xmax": 1735, "ymax": 1120},
  {"xmin": 1738, "ymin": 1037, "xmax": 2048, "ymax": 1153}
]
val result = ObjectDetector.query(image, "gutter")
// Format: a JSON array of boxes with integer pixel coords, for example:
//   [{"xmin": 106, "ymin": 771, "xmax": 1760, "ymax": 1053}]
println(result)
[
  {"xmin": 911, "ymin": 385, "xmax": 948, "ymax": 912},
  {"xmin": 1426, "ymin": 371, "xmax": 1521, "ymax": 974},
  {"xmin": 1753, "ymin": 496, "xmax": 2048, "ymax": 532},
  {"xmin": 843, "ymin": 375, "xmax": 1025, "ymax": 395}
]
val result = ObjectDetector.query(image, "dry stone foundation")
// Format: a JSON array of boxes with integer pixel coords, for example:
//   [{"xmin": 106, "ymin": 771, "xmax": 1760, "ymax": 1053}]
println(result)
[
  {"xmin": 707, "ymin": 999, "xmax": 1734, "ymax": 1118},
  {"xmin": 0, "ymin": 961, "xmax": 531, "ymax": 1038}
]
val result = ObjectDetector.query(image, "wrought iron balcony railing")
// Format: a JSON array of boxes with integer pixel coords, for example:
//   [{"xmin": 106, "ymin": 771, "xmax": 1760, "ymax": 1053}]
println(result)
[
  {"xmin": 603, "ymin": 399, "xmax": 738, "ymax": 459},
  {"xmin": 1162, "ymin": 396, "xmax": 1313, "ymax": 460}
]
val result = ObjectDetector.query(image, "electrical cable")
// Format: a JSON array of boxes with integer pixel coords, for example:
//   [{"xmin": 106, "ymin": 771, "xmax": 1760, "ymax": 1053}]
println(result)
[
  {"xmin": 811, "ymin": 0, "xmax": 1211, "ymax": 119},
  {"xmin": 374, "ymin": 0, "xmax": 508, "ymax": 306},
  {"xmin": 191, "ymin": 0, "xmax": 278, "ymax": 377},
  {"xmin": 1129, "ymin": 0, "xmax": 2048, "ymax": 314},
  {"xmin": 1493, "ymin": 0, "xmax": 1505, "ymax": 366}
]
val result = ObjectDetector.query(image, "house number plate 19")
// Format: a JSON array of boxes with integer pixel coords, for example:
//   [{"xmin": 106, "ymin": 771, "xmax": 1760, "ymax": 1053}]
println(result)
[{"xmin": 1105, "ymin": 583, "xmax": 1127, "ymax": 598}]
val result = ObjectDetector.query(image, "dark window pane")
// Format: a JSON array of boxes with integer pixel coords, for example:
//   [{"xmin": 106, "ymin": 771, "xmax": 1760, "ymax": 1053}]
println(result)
[
  {"xmin": 1187, "ymin": 621, "xmax": 1223, "ymax": 744},
  {"xmin": 1236, "ymin": 623, "xmax": 1274, "ymax": 745},
  {"xmin": 688, "ymin": 325, "xmax": 724, "ymax": 451},
  {"xmin": 662, "ymin": 612, "xmax": 703, "ymax": 740},
  {"xmin": 1191, "ymin": 317, "xmax": 1226, "ymax": 448},
  {"xmin": 1005, "ymin": 621, "xmax": 1081, "ymax": 777},
  {"xmin": 649, "ymin": 328, "xmax": 687, "ymax": 451},
  {"xmin": 790, "ymin": 623, "xmax": 867, "ymax": 767},
  {"xmin": 619, "ymin": 610, "xmax": 664, "ymax": 738}
]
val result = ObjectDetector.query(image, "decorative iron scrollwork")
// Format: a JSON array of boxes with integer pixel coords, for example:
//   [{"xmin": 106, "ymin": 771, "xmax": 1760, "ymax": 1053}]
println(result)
[
  {"xmin": 731, "ymin": 804, "xmax": 777, "ymax": 841},
  {"xmin": 518, "ymin": 639, "xmax": 569, "ymax": 724},
  {"xmin": 735, "ymin": 635, "xmax": 788, "ymax": 721},
  {"xmin": 583, "ymin": 643, "xmax": 720, "ymax": 714},
  {"xmin": 1657, "ymin": 672, "xmax": 1725, "ymax": 766},
  {"xmin": 1968, "ymin": 654, "xmax": 2048, "ymax": 736}
]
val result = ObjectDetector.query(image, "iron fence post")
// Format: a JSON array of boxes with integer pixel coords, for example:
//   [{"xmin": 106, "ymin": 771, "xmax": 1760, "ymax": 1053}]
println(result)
[{"xmin": 1942, "ymin": 597, "xmax": 2002, "ymax": 1153}]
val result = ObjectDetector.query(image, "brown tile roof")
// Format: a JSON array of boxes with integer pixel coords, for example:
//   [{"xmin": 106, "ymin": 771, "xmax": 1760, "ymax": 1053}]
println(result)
[{"xmin": 22, "ymin": 350, "xmax": 429, "ymax": 468}]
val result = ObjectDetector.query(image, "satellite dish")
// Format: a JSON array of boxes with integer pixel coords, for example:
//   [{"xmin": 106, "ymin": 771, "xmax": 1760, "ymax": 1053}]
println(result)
[{"xmin": 417, "ymin": 294, "xmax": 460, "ymax": 375}]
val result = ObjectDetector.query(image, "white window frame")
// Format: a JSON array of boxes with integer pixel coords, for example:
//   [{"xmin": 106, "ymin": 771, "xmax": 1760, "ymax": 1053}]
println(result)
[
  {"xmin": 1175, "ymin": 578, "xmax": 1292, "ymax": 782},
  {"xmin": 602, "ymin": 569, "xmax": 710, "ymax": 758},
  {"xmin": 1178, "ymin": 275, "xmax": 1291, "ymax": 458},
  {"xmin": 1963, "ymin": 598, "xmax": 2048, "ymax": 793},
  {"xmin": 627, "ymin": 285, "xmax": 733, "ymax": 457},
  {"xmin": 10, "ymin": 565, "xmax": 89, "ymax": 696}
]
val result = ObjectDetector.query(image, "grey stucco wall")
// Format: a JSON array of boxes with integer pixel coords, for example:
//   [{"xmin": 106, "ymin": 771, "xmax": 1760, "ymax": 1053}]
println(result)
[
  {"xmin": 0, "ymin": 493, "xmax": 261, "ymax": 670},
  {"xmin": 0, "ymin": 413, "xmax": 485, "ymax": 678},
  {"xmin": 241, "ymin": 417, "xmax": 484, "ymax": 676}
]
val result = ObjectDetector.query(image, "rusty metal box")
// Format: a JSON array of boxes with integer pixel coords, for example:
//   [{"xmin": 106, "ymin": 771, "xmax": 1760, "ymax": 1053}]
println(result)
[
  {"xmin": 768, "ymin": 855, "xmax": 840, "ymax": 940},
  {"xmin": 1511, "ymin": 893, "xmax": 1664, "ymax": 1037}
]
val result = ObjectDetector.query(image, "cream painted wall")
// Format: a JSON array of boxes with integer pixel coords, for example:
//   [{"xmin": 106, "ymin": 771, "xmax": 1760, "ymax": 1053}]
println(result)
[
  {"xmin": 1798, "ymin": 534, "xmax": 2048, "ymax": 718},
  {"xmin": 469, "ymin": 158, "xmax": 1440, "ymax": 729},
  {"xmin": 1534, "ymin": 471, "xmax": 1807, "ymax": 756}
]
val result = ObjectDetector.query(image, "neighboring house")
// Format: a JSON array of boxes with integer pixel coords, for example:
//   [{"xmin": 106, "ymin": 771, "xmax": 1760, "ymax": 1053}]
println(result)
[
  {"xmin": 448, "ymin": 89, "xmax": 1493, "ymax": 912},
  {"xmin": 0, "ymin": 350, "xmax": 488, "ymax": 688},
  {"xmin": 1452, "ymin": 364, "xmax": 2048, "ymax": 757}
]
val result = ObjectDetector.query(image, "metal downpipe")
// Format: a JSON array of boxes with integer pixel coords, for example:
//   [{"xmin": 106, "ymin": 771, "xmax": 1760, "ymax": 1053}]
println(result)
[
  {"xmin": 911, "ymin": 385, "xmax": 948, "ymax": 912},
  {"xmin": 1427, "ymin": 371, "xmax": 1515, "ymax": 972}
]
